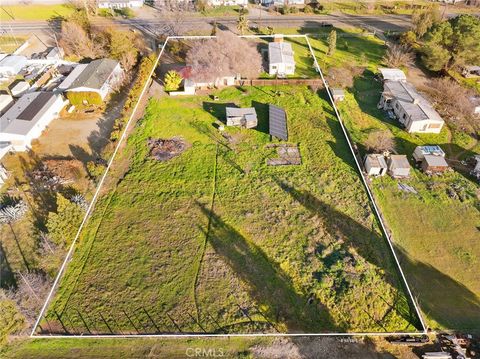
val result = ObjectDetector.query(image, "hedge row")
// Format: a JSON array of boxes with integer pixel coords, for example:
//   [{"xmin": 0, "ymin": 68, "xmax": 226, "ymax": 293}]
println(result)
[{"xmin": 108, "ymin": 53, "xmax": 157, "ymax": 144}]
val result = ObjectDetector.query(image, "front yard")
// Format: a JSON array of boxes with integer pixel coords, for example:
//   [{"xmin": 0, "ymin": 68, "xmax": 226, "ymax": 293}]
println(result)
[{"xmin": 42, "ymin": 85, "xmax": 420, "ymax": 334}]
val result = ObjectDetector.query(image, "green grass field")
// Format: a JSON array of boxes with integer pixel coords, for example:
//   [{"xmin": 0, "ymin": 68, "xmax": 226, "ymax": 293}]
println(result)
[
  {"xmin": 0, "ymin": 4, "xmax": 75, "ymax": 21},
  {"xmin": 41, "ymin": 84, "xmax": 419, "ymax": 335},
  {"xmin": 302, "ymin": 27, "xmax": 480, "ymax": 332}
]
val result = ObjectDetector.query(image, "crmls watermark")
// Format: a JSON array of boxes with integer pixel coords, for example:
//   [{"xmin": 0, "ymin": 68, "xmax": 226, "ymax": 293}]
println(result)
[
  {"xmin": 338, "ymin": 337, "xmax": 360, "ymax": 343},
  {"xmin": 186, "ymin": 348, "xmax": 225, "ymax": 357}
]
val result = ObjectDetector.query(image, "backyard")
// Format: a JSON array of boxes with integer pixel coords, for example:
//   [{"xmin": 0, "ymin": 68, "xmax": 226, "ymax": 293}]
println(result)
[
  {"xmin": 303, "ymin": 27, "xmax": 480, "ymax": 331},
  {"xmin": 41, "ymin": 84, "xmax": 420, "ymax": 334}
]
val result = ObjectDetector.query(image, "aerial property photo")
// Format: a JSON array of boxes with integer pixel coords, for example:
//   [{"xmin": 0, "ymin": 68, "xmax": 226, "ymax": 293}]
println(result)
[{"xmin": 0, "ymin": 1, "xmax": 480, "ymax": 358}]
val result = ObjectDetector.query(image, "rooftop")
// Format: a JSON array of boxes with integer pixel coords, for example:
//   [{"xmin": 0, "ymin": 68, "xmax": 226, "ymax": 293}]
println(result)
[
  {"xmin": 69, "ymin": 58, "xmax": 119, "ymax": 90},
  {"xmin": 0, "ymin": 92, "xmax": 61, "ymax": 135},
  {"xmin": 365, "ymin": 154, "xmax": 387, "ymax": 168},
  {"xmin": 415, "ymin": 145, "xmax": 445, "ymax": 157},
  {"xmin": 226, "ymin": 107, "xmax": 257, "ymax": 117},
  {"xmin": 389, "ymin": 155, "xmax": 410, "ymax": 169},
  {"xmin": 379, "ymin": 68, "xmax": 406, "ymax": 82},
  {"xmin": 384, "ymin": 80, "xmax": 444, "ymax": 123},
  {"xmin": 268, "ymin": 42, "xmax": 295, "ymax": 65},
  {"xmin": 424, "ymin": 154, "xmax": 449, "ymax": 167}
]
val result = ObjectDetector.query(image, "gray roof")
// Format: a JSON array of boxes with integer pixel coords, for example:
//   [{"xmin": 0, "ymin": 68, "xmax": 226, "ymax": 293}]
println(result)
[
  {"xmin": 226, "ymin": 107, "xmax": 257, "ymax": 117},
  {"xmin": 0, "ymin": 92, "xmax": 61, "ymax": 135},
  {"xmin": 389, "ymin": 155, "xmax": 410, "ymax": 169},
  {"xmin": 268, "ymin": 42, "xmax": 295, "ymax": 65},
  {"xmin": 423, "ymin": 154, "xmax": 448, "ymax": 167},
  {"xmin": 365, "ymin": 154, "xmax": 387, "ymax": 168},
  {"xmin": 269, "ymin": 104, "xmax": 288, "ymax": 140},
  {"xmin": 69, "ymin": 59, "xmax": 119, "ymax": 90},
  {"xmin": 384, "ymin": 80, "xmax": 444, "ymax": 123},
  {"xmin": 330, "ymin": 88, "xmax": 345, "ymax": 97}
]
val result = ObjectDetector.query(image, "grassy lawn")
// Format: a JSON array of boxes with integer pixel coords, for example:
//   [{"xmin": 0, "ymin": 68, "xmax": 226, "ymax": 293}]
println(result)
[
  {"xmin": 0, "ymin": 36, "xmax": 27, "ymax": 53},
  {"xmin": 200, "ymin": 5, "xmax": 242, "ymax": 17},
  {"xmin": 304, "ymin": 27, "xmax": 480, "ymax": 331},
  {"xmin": 42, "ymin": 84, "xmax": 420, "ymax": 335},
  {"xmin": 0, "ymin": 4, "xmax": 75, "ymax": 21}
]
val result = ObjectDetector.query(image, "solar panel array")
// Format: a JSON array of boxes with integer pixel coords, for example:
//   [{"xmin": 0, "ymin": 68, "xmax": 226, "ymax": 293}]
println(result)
[{"xmin": 269, "ymin": 104, "xmax": 288, "ymax": 141}]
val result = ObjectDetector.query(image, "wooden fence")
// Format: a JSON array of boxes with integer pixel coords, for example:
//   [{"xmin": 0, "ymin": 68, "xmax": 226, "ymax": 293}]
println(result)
[{"xmin": 237, "ymin": 78, "xmax": 324, "ymax": 87}]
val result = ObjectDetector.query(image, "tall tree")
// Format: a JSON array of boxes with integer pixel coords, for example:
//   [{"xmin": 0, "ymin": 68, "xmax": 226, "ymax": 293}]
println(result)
[
  {"xmin": 327, "ymin": 30, "xmax": 337, "ymax": 56},
  {"xmin": 421, "ymin": 15, "xmax": 480, "ymax": 71},
  {"xmin": 411, "ymin": 5, "xmax": 441, "ymax": 37}
]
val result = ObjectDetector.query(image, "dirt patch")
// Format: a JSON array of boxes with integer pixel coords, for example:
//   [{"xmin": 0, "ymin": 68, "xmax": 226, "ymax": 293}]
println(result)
[
  {"xmin": 148, "ymin": 137, "xmax": 189, "ymax": 161},
  {"xmin": 43, "ymin": 158, "xmax": 85, "ymax": 183}
]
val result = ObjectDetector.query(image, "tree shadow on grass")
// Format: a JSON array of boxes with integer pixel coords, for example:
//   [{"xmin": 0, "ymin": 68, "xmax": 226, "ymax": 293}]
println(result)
[
  {"xmin": 0, "ymin": 240, "xmax": 16, "ymax": 288},
  {"xmin": 272, "ymin": 178, "xmax": 423, "ymax": 330},
  {"xmin": 197, "ymin": 201, "xmax": 339, "ymax": 333},
  {"xmin": 394, "ymin": 246, "xmax": 480, "ymax": 332}
]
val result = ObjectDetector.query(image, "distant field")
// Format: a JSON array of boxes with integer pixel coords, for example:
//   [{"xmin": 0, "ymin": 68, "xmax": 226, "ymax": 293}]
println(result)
[
  {"xmin": 41, "ymin": 82, "xmax": 419, "ymax": 334},
  {"xmin": 303, "ymin": 27, "xmax": 480, "ymax": 332},
  {"xmin": 0, "ymin": 35, "xmax": 27, "ymax": 54},
  {"xmin": 0, "ymin": 4, "xmax": 74, "ymax": 21}
]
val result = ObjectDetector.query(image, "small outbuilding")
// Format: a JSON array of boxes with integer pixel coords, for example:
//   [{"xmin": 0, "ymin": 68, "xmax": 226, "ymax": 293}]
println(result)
[
  {"xmin": 330, "ymin": 88, "xmax": 345, "ymax": 102},
  {"xmin": 0, "ymin": 94, "xmax": 14, "ymax": 114},
  {"xmin": 462, "ymin": 65, "xmax": 480, "ymax": 78},
  {"xmin": 387, "ymin": 155, "xmax": 410, "ymax": 178},
  {"xmin": 10, "ymin": 81, "xmax": 31, "ymax": 98},
  {"xmin": 421, "ymin": 155, "xmax": 449, "ymax": 174},
  {"xmin": 378, "ymin": 68, "xmax": 407, "ymax": 82},
  {"xmin": 226, "ymin": 107, "xmax": 258, "ymax": 129},
  {"xmin": 364, "ymin": 154, "xmax": 387, "ymax": 176},
  {"xmin": 413, "ymin": 145, "xmax": 445, "ymax": 162}
]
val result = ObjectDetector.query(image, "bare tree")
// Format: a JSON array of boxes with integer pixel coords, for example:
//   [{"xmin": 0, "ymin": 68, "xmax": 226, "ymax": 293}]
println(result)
[
  {"xmin": 364, "ymin": 130, "xmax": 396, "ymax": 153},
  {"xmin": 423, "ymin": 78, "xmax": 476, "ymax": 129},
  {"xmin": 59, "ymin": 21, "xmax": 103, "ymax": 59},
  {"xmin": 186, "ymin": 31, "xmax": 262, "ymax": 82},
  {"xmin": 383, "ymin": 44, "xmax": 415, "ymax": 68},
  {"xmin": 6, "ymin": 272, "xmax": 51, "ymax": 330}
]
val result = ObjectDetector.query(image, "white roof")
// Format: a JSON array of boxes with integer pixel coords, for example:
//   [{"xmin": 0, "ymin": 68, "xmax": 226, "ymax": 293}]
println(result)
[
  {"xmin": 11, "ymin": 81, "xmax": 30, "ymax": 92},
  {"xmin": 268, "ymin": 42, "xmax": 295, "ymax": 66},
  {"xmin": 0, "ymin": 94, "xmax": 13, "ymax": 113},
  {"xmin": 379, "ymin": 68, "xmax": 407, "ymax": 82},
  {"xmin": 0, "ymin": 55, "xmax": 27, "ymax": 71},
  {"xmin": 414, "ymin": 145, "xmax": 445, "ymax": 157}
]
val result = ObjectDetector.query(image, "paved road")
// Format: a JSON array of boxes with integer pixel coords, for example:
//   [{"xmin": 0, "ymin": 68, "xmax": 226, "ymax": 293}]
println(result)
[{"xmin": 0, "ymin": 13, "xmax": 412, "ymax": 36}]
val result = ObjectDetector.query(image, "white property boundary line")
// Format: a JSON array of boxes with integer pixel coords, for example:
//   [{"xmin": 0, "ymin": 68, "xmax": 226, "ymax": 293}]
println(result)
[{"xmin": 30, "ymin": 34, "xmax": 426, "ymax": 338}]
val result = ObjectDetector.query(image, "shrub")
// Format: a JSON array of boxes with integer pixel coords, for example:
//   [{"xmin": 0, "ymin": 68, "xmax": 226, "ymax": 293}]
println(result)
[
  {"xmin": 383, "ymin": 44, "xmax": 415, "ymax": 68},
  {"xmin": 164, "ymin": 70, "xmax": 182, "ymax": 92},
  {"xmin": 87, "ymin": 160, "xmax": 105, "ymax": 179},
  {"xmin": 304, "ymin": 4, "xmax": 314, "ymax": 13},
  {"xmin": 46, "ymin": 194, "xmax": 84, "ymax": 247}
]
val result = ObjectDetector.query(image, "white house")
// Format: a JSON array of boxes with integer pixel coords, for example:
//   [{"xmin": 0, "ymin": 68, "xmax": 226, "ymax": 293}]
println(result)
[
  {"xmin": 268, "ymin": 41, "xmax": 295, "ymax": 77},
  {"xmin": 0, "ymin": 55, "xmax": 28, "ymax": 77},
  {"xmin": 378, "ymin": 80, "xmax": 444, "ymax": 134},
  {"xmin": 97, "ymin": 0, "xmax": 144, "ymax": 8},
  {"xmin": 58, "ymin": 58, "xmax": 123, "ymax": 101},
  {"xmin": 0, "ymin": 94, "xmax": 13, "ymax": 114},
  {"xmin": 378, "ymin": 68, "xmax": 407, "ymax": 82},
  {"xmin": 364, "ymin": 154, "xmax": 387, "ymax": 176},
  {"xmin": 0, "ymin": 92, "xmax": 66, "ymax": 152},
  {"xmin": 10, "ymin": 81, "xmax": 31, "ymax": 98}
]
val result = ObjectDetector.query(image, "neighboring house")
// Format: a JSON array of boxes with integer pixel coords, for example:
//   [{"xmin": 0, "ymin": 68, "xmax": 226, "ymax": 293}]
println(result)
[
  {"xmin": 421, "ymin": 154, "xmax": 449, "ymax": 174},
  {"xmin": 58, "ymin": 59, "xmax": 123, "ymax": 105},
  {"xmin": 0, "ymin": 92, "xmax": 66, "ymax": 151},
  {"xmin": 10, "ymin": 81, "xmax": 30, "ymax": 98},
  {"xmin": 0, "ymin": 55, "xmax": 28, "ymax": 77},
  {"xmin": 44, "ymin": 47, "xmax": 64, "ymax": 60},
  {"xmin": 387, "ymin": 155, "xmax": 410, "ymax": 178},
  {"xmin": 330, "ymin": 88, "xmax": 345, "ymax": 102},
  {"xmin": 208, "ymin": 0, "xmax": 248, "ymax": 5},
  {"xmin": 195, "ymin": 75, "xmax": 237, "ymax": 89},
  {"xmin": 472, "ymin": 155, "xmax": 480, "ymax": 181},
  {"xmin": 226, "ymin": 107, "xmax": 257, "ymax": 128},
  {"xmin": 378, "ymin": 68, "xmax": 407, "ymax": 82},
  {"xmin": 462, "ymin": 65, "xmax": 480, "ymax": 78},
  {"xmin": 470, "ymin": 96, "xmax": 480, "ymax": 116},
  {"xmin": 378, "ymin": 80, "xmax": 444, "ymax": 134},
  {"xmin": 262, "ymin": 0, "xmax": 305, "ymax": 5},
  {"xmin": 268, "ymin": 41, "xmax": 295, "ymax": 77},
  {"xmin": 0, "ymin": 164, "xmax": 8, "ymax": 184},
  {"xmin": 364, "ymin": 154, "xmax": 387, "ymax": 176},
  {"xmin": 413, "ymin": 145, "xmax": 445, "ymax": 162},
  {"xmin": 0, "ymin": 94, "xmax": 13, "ymax": 115},
  {"xmin": 97, "ymin": 0, "xmax": 144, "ymax": 8}
]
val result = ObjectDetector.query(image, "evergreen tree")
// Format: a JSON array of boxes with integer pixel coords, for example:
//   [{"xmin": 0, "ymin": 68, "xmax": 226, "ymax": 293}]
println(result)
[{"xmin": 327, "ymin": 30, "xmax": 337, "ymax": 56}]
